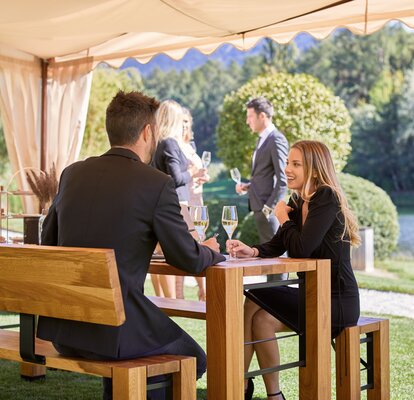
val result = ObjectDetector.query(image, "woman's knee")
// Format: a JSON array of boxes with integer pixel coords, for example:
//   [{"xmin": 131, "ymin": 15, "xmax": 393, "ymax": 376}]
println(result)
[{"xmin": 251, "ymin": 310, "xmax": 280, "ymax": 337}]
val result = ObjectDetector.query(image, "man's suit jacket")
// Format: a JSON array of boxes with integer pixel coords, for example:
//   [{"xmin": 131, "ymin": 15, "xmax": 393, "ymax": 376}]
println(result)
[
  {"xmin": 248, "ymin": 129, "xmax": 288, "ymax": 212},
  {"xmin": 37, "ymin": 147, "xmax": 225, "ymax": 359},
  {"xmin": 153, "ymin": 138, "xmax": 191, "ymax": 202}
]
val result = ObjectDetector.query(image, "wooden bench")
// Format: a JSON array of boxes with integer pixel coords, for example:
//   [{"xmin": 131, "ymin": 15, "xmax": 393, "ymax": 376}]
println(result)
[
  {"xmin": 148, "ymin": 296, "xmax": 206, "ymax": 320},
  {"xmin": 0, "ymin": 244, "xmax": 196, "ymax": 400},
  {"xmin": 335, "ymin": 316, "xmax": 390, "ymax": 400}
]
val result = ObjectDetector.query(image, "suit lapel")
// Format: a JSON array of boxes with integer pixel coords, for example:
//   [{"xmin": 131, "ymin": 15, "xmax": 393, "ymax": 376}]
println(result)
[{"xmin": 252, "ymin": 130, "xmax": 275, "ymax": 173}]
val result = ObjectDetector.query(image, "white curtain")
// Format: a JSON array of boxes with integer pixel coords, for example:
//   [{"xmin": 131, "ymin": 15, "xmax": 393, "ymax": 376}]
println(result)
[
  {"xmin": 0, "ymin": 49, "xmax": 93, "ymax": 212},
  {"xmin": 0, "ymin": 51, "xmax": 41, "ymax": 213},
  {"xmin": 46, "ymin": 59, "xmax": 93, "ymax": 174}
]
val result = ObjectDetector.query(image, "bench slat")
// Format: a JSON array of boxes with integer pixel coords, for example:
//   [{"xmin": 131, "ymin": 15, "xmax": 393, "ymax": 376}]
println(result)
[
  {"xmin": 148, "ymin": 296, "xmax": 206, "ymax": 320},
  {"xmin": 0, "ymin": 330, "xmax": 182, "ymax": 378}
]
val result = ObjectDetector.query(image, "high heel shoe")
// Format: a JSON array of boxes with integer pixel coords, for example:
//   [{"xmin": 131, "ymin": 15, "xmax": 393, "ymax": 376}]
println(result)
[
  {"xmin": 267, "ymin": 391, "xmax": 286, "ymax": 399},
  {"xmin": 244, "ymin": 377, "xmax": 254, "ymax": 400}
]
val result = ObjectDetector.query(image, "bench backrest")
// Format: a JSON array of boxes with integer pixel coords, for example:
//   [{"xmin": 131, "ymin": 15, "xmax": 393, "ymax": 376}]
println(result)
[{"xmin": 0, "ymin": 244, "xmax": 125, "ymax": 326}]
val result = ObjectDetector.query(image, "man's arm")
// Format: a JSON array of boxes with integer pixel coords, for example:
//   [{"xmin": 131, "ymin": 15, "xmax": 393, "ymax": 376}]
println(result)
[
  {"xmin": 265, "ymin": 135, "xmax": 288, "ymax": 208},
  {"xmin": 153, "ymin": 179, "xmax": 225, "ymax": 274}
]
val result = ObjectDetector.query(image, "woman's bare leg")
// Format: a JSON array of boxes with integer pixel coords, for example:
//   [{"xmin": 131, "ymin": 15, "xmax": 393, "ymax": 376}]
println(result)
[
  {"xmin": 252, "ymin": 309, "xmax": 289, "ymax": 399},
  {"xmin": 195, "ymin": 277, "xmax": 206, "ymax": 301},
  {"xmin": 159, "ymin": 275, "xmax": 176, "ymax": 298},
  {"xmin": 244, "ymin": 298, "xmax": 262, "ymax": 389},
  {"xmin": 150, "ymin": 274, "xmax": 164, "ymax": 297}
]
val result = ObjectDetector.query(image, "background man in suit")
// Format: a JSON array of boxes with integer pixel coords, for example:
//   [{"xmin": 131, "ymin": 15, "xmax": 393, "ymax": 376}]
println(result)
[
  {"xmin": 37, "ymin": 91, "xmax": 225, "ymax": 400},
  {"xmin": 236, "ymin": 97, "xmax": 289, "ymax": 244}
]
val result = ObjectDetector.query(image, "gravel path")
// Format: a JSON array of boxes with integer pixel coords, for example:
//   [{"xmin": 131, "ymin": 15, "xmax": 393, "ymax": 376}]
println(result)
[{"xmin": 360, "ymin": 288, "xmax": 414, "ymax": 319}]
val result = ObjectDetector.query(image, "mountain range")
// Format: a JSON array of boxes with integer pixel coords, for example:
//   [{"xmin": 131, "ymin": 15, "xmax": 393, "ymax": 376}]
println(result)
[{"xmin": 120, "ymin": 33, "xmax": 316, "ymax": 76}]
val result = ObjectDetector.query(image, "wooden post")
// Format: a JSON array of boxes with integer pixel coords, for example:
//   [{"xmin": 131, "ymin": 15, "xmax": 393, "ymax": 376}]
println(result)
[
  {"xmin": 336, "ymin": 327, "xmax": 361, "ymax": 400},
  {"xmin": 206, "ymin": 266, "xmax": 244, "ymax": 400},
  {"xmin": 368, "ymin": 319, "xmax": 390, "ymax": 400},
  {"xmin": 299, "ymin": 259, "xmax": 331, "ymax": 400},
  {"xmin": 112, "ymin": 365, "xmax": 146, "ymax": 400},
  {"xmin": 20, "ymin": 362, "xmax": 46, "ymax": 380},
  {"xmin": 173, "ymin": 357, "xmax": 196, "ymax": 400},
  {"xmin": 40, "ymin": 59, "xmax": 48, "ymax": 173}
]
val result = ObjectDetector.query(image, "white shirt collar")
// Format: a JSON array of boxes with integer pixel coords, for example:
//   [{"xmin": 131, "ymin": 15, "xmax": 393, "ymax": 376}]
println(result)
[{"xmin": 257, "ymin": 123, "xmax": 275, "ymax": 149}]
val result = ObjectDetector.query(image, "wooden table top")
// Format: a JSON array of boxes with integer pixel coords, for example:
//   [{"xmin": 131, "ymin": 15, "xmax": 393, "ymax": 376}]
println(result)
[{"xmin": 149, "ymin": 256, "xmax": 322, "ymax": 277}]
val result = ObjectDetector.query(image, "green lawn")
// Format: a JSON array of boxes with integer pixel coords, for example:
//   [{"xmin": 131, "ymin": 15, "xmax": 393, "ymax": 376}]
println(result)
[{"xmin": 354, "ymin": 257, "xmax": 414, "ymax": 294}]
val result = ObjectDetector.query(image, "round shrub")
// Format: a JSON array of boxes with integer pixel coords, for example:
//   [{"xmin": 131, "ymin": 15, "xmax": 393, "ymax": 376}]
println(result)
[
  {"xmin": 217, "ymin": 72, "xmax": 352, "ymax": 177},
  {"xmin": 339, "ymin": 173, "xmax": 399, "ymax": 259},
  {"xmin": 238, "ymin": 173, "xmax": 399, "ymax": 259}
]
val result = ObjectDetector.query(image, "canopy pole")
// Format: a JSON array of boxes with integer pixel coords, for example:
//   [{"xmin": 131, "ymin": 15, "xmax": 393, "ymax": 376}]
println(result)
[{"xmin": 40, "ymin": 59, "xmax": 48, "ymax": 172}]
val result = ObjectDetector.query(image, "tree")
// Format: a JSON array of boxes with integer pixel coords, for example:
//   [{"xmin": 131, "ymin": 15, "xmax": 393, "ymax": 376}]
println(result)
[
  {"xmin": 298, "ymin": 24, "xmax": 414, "ymax": 108},
  {"xmin": 346, "ymin": 69, "xmax": 414, "ymax": 191},
  {"xmin": 217, "ymin": 72, "xmax": 352, "ymax": 177},
  {"xmin": 80, "ymin": 66, "xmax": 143, "ymax": 159},
  {"xmin": 144, "ymin": 60, "xmax": 241, "ymax": 156}
]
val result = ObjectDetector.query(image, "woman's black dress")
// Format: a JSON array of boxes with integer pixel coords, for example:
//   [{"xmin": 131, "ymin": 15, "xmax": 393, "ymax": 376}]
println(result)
[{"xmin": 246, "ymin": 186, "xmax": 360, "ymax": 338}]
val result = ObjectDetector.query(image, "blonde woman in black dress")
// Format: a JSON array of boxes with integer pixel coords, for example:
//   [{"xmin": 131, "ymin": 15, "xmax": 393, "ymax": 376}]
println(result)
[{"xmin": 227, "ymin": 140, "xmax": 361, "ymax": 400}]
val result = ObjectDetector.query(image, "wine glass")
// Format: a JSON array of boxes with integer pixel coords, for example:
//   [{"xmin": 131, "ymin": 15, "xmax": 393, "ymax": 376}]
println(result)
[
  {"xmin": 189, "ymin": 205, "xmax": 209, "ymax": 242},
  {"xmin": 230, "ymin": 168, "xmax": 241, "ymax": 184},
  {"xmin": 222, "ymin": 206, "xmax": 238, "ymax": 258},
  {"xmin": 201, "ymin": 151, "xmax": 211, "ymax": 169}
]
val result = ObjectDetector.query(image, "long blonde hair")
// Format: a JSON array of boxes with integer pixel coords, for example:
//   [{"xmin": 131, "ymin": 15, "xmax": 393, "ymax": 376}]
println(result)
[
  {"xmin": 156, "ymin": 100, "xmax": 184, "ymax": 142},
  {"xmin": 292, "ymin": 140, "xmax": 360, "ymax": 246}
]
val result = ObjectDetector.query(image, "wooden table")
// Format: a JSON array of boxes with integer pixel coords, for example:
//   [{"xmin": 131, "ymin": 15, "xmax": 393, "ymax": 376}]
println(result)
[{"xmin": 150, "ymin": 257, "xmax": 331, "ymax": 400}]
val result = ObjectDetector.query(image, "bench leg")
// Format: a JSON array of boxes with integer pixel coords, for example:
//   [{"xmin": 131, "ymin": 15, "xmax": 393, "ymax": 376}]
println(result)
[
  {"xmin": 173, "ymin": 357, "xmax": 196, "ymax": 400},
  {"xmin": 20, "ymin": 362, "xmax": 46, "ymax": 380},
  {"xmin": 113, "ymin": 366, "xmax": 146, "ymax": 400},
  {"xmin": 336, "ymin": 327, "xmax": 361, "ymax": 400},
  {"xmin": 368, "ymin": 320, "xmax": 390, "ymax": 400}
]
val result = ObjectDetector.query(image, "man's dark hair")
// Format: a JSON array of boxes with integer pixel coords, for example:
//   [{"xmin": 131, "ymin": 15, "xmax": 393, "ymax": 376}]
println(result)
[
  {"xmin": 246, "ymin": 97, "xmax": 274, "ymax": 119},
  {"xmin": 106, "ymin": 91, "xmax": 160, "ymax": 146}
]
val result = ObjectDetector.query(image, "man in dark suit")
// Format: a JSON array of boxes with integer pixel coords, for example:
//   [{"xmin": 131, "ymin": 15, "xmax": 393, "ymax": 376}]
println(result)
[
  {"xmin": 236, "ymin": 97, "xmax": 288, "ymax": 244},
  {"xmin": 37, "ymin": 91, "xmax": 225, "ymax": 399}
]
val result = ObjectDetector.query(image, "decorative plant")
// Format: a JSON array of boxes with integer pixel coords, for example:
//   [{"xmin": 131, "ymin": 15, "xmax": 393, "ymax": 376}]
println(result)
[{"xmin": 26, "ymin": 164, "xmax": 59, "ymax": 211}]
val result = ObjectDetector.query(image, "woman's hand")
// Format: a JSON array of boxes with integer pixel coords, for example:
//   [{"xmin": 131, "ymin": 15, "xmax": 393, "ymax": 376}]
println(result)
[
  {"xmin": 226, "ymin": 239, "xmax": 255, "ymax": 258},
  {"xmin": 274, "ymin": 200, "xmax": 293, "ymax": 225}
]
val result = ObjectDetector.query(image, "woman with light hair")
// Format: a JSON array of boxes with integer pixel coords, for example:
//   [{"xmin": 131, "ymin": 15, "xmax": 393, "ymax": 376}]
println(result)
[
  {"xmin": 177, "ymin": 107, "xmax": 209, "ymax": 301},
  {"xmin": 152, "ymin": 100, "xmax": 205, "ymax": 298},
  {"xmin": 227, "ymin": 140, "xmax": 361, "ymax": 400}
]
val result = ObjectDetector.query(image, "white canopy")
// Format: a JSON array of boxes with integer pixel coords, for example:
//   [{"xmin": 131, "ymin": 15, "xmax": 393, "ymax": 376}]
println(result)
[
  {"xmin": 0, "ymin": 0, "xmax": 413, "ymax": 210},
  {"xmin": 1, "ymin": 0, "xmax": 414, "ymax": 66}
]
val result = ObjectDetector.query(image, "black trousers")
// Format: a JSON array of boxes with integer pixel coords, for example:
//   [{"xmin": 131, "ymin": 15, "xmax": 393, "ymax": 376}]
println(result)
[{"xmin": 54, "ymin": 330, "xmax": 206, "ymax": 400}]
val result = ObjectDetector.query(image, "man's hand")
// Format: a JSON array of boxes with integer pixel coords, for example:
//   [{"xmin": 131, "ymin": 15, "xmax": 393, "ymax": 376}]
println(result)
[
  {"xmin": 261, "ymin": 204, "xmax": 273, "ymax": 219},
  {"xmin": 201, "ymin": 237, "xmax": 221, "ymax": 253}
]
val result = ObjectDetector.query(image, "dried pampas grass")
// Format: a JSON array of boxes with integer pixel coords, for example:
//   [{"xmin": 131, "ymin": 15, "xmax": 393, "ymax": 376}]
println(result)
[{"xmin": 26, "ymin": 164, "xmax": 58, "ymax": 210}]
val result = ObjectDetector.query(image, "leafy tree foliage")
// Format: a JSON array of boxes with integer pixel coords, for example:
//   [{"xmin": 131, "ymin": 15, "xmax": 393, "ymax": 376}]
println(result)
[
  {"xmin": 346, "ymin": 70, "xmax": 414, "ymax": 191},
  {"xmin": 298, "ymin": 24, "xmax": 414, "ymax": 108},
  {"xmin": 217, "ymin": 72, "xmax": 352, "ymax": 177},
  {"xmin": 80, "ymin": 66, "xmax": 143, "ymax": 159}
]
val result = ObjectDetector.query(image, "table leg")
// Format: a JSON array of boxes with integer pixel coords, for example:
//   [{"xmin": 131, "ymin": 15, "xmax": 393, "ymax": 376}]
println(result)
[
  {"xmin": 299, "ymin": 259, "xmax": 331, "ymax": 400},
  {"xmin": 206, "ymin": 266, "xmax": 244, "ymax": 400}
]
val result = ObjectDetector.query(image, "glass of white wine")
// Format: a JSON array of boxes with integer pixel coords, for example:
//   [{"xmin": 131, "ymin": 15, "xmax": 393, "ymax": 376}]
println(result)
[
  {"xmin": 222, "ymin": 205, "xmax": 238, "ymax": 258},
  {"xmin": 189, "ymin": 205, "xmax": 209, "ymax": 242},
  {"xmin": 230, "ymin": 168, "xmax": 241, "ymax": 184},
  {"xmin": 201, "ymin": 151, "xmax": 211, "ymax": 169},
  {"xmin": 230, "ymin": 167, "xmax": 247, "ymax": 195}
]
